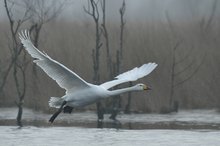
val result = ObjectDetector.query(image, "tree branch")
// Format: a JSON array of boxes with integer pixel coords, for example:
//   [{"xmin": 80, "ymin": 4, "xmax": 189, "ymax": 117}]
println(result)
[
  {"xmin": 174, "ymin": 52, "xmax": 206, "ymax": 87},
  {"xmin": 174, "ymin": 58, "xmax": 194, "ymax": 76}
]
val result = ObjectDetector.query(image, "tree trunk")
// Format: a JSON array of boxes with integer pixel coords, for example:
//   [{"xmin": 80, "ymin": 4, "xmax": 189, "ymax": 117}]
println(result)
[
  {"xmin": 16, "ymin": 102, "xmax": 23, "ymax": 127},
  {"xmin": 125, "ymin": 82, "xmax": 132, "ymax": 114}
]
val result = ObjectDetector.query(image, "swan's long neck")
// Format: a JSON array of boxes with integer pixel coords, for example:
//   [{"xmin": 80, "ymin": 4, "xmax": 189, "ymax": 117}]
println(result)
[{"xmin": 108, "ymin": 86, "xmax": 137, "ymax": 96}]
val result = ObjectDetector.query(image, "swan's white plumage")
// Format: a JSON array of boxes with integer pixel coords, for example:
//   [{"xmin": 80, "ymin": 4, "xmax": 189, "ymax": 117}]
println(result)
[
  {"xmin": 19, "ymin": 30, "xmax": 157, "ymax": 112},
  {"xmin": 100, "ymin": 63, "xmax": 158, "ymax": 89},
  {"xmin": 49, "ymin": 97, "xmax": 64, "ymax": 108},
  {"xmin": 19, "ymin": 30, "xmax": 89, "ymax": 93}
]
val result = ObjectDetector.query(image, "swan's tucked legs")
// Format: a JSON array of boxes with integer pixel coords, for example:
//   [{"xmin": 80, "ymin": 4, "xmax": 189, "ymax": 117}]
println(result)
[
  {"xmin": 63, "ymin": 106, "xmax": 74, "ymax": 113},
  {"xmin": 49, "ymin": 101, "xmax": 67, "ymax": 123}
]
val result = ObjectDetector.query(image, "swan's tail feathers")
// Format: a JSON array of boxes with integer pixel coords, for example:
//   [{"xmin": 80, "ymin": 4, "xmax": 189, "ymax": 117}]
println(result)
[{"xmin": 49, "ymin": 97, "xmax": 64, "ymax": 108}]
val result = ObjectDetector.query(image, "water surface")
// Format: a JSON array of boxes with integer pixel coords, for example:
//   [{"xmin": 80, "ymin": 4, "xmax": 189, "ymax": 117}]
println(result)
[{"xmin": 1, "ymin": 126, "xmax": 220, "ymax": 146}]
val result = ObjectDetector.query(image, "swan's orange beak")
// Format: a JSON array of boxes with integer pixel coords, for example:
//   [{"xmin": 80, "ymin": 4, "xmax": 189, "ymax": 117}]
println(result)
[{"xmin": 144, "ymin": 85, "xmax": 151, "ymax": 90}]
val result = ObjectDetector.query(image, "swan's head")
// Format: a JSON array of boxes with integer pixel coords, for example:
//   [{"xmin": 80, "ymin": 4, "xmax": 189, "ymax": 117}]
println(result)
[{"xmin": 135, "ymin": 83, "xmax": 151, "ymax": 91}]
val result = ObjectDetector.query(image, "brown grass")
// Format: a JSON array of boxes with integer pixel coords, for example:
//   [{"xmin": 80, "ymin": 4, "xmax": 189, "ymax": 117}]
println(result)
[{"xmin": 0, "ymin": 18, "xmax": 220, "ymax": 113}]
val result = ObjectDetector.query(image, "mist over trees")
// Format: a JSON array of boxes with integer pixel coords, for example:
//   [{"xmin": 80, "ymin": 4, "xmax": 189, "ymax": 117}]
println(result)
[{"xmin": 0, "ymin": 0, "xmax": 220, "ymax": 118}]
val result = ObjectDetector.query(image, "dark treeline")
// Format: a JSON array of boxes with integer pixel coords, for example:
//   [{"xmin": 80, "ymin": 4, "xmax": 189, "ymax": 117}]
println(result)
[{"xmin": 0, "ymin": 0, "xmax": 220, "ymax": 115}]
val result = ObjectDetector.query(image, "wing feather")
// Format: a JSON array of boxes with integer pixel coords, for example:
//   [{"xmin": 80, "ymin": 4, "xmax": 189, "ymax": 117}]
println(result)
[
  {"xmin": 101, "ymin": 63, "xmax": 157, "ymax": 89},
  {"xmin": 19, "ymin": 30, "xmax": 89, "ymax": 93}
]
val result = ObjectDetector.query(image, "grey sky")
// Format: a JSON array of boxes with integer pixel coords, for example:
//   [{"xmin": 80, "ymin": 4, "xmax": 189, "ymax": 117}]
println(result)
[{"xmin": 0, "ymin": 0, "xmax": 219, "ymax": 23}]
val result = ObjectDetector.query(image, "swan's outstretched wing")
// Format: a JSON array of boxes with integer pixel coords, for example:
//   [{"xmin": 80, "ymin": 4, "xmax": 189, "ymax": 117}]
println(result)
[
  {"xmin": 101, "ymin": 63, "xmax": 157, "ymax": 89},
  {"xmin": 19, "ymin": 30, "xmax": 90, "ymax": 93}
]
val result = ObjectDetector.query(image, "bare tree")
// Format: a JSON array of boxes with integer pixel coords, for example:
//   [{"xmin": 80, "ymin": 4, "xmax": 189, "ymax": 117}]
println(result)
[
  {"xmin": 26, "ymin": 0, "xmax": 66, "ymax": 110},
  {"xmin": 0, "ymin": 1, "xmax": 31, "ymax": 94},
  {"xmin": 19, "ymin": 0, "xmax": 66, "ymax": 79},
  {"xmin": 168, "ymin": 41, "xmax": 206, "ymax": 112},
  {"xmin": 165, "ymin": 12, "xmax": 207, "ymax": 113},
  {"xmin": 84, "ymin": 0, "xmax": 104, "ymax": 126},
  {"xmin": 100, "ymin": 0, "xmax": 116, "ymax": 117},
  {"xmin": 169, "ymin": 42, "xmax": 206, "ymax": 112},
  {"xmin": 101, "ymin": 0, "xmax": 112, "ymax": 79},
  {"xmin": 3, "ymin": 0, "xmax": 66, "ymax": 126},
  {"xmin": 4, "ymin": 0, "xmax": 33, "ymax": 127},
  {"xmin": 168, "ymin": 41, "xmax": 181, "ymax": 112},
  {"xmin": 84, "ymin": 0, "xmax": 127, "ymax": 124},
  {"xmin": 28, "ymin": 0, "xmax": 65, "ymax": 47},
  {"xmin": 202, "ymin": 0, "xmax": 217, "ymax": 34},
  {"xmin": 84, "ymin": 0, "xmax": 102, "ymax": 85},
  {"xmin": 118, "ymin": 0, "xmax": 126, "ymax": 64},
  {"xmin": 124, "ymin": 82, "xmax": 132, "ymax": 114},
  {"xmin": 109, "ymin": 0, "xmax": 126, "ymax": 119}
]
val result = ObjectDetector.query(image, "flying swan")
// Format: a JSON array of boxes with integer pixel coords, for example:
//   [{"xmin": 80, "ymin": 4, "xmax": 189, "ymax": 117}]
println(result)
[{"xmin": 19, "ymin": 30, "xmax": 158, "ymax": 123}]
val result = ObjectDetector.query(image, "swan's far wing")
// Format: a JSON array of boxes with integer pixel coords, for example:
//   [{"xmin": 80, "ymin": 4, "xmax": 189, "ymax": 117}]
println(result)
[
  {"xmin": 19, "ymin": 30, "xmax": 89, "ymax": 93},
  {"xmin": 101, "ymin": 63, "xmax": 157, "ymax": 89}
]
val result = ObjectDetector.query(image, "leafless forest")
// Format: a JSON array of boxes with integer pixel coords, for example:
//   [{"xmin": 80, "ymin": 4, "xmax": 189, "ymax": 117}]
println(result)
[{"xmin": 0, "ymin": 0, "xmax": 220, "ymax": 116}]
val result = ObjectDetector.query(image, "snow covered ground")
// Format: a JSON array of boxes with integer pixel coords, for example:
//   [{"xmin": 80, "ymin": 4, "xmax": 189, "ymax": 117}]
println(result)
[
  {"xmin": 0, "ymin": 108, "xmax": 220, "ymax": 129},
  {"xmin": 1, "ymin": 108, "xmax": 220, "ymax": 146},
  {"xmin": 1, "ymin": 126, "xmax": 220, "ymax": 146}
]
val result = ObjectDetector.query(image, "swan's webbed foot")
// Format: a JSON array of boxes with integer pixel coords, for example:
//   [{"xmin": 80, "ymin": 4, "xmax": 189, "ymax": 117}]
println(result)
[
  {"xmin": 49, "ymin": 101, "xmax": 66, "ymax": 123},
  {"xmin": 63, "ymin": 106, "xmax": 74, "ymax": 114}
]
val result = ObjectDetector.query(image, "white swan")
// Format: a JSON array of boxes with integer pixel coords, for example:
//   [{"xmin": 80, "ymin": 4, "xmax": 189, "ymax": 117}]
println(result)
[{"xmin": 19, "ymin": 30, "xmax": 158, "ymax": 123}]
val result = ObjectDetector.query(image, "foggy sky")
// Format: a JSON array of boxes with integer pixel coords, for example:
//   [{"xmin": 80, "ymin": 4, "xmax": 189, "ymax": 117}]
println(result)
[{"xmin": 0, "ymin": 0, "xmax": 219, "ymax": 23}]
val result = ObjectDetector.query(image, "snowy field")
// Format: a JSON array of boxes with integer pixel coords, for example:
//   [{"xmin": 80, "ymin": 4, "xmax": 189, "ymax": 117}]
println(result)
[
  {"xmin": 1, "ymin": 108, "xmax": 220, "ymax": 145},
  {"xmin": 1, "ymin": 126, "xmax": 220, "ymax": 146},
  {"xmin": 1, "ymin": 108, "xmax": 220, "ymax": 129}
]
